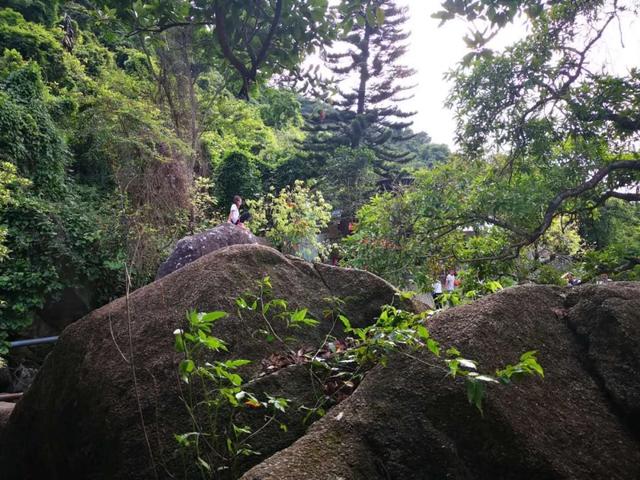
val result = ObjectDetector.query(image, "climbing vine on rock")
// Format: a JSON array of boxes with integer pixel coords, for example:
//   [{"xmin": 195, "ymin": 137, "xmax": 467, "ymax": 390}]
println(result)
[{"xmin": 174, "ymin": 308, "xmax": 289, "ymax": 478}]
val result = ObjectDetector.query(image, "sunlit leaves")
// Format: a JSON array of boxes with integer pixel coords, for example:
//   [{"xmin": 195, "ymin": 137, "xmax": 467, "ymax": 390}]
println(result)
[
  {"xmin": 247, "ymin": 180, "xmax": 332, "ymax": 262},
  {"xmin": 496, "ymin": 350, "xmax": 544, "ymax": 383}
]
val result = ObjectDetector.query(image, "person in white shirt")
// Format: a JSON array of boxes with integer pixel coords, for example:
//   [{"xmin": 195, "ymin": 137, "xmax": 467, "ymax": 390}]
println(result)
[
  {"xmin": 228, "ymin": 195, "xmax": 242, "ymax": 225},
  {"xmin": 432, "ymin": 278, "xmax": 443, "ymax": 308},
  {"xmin": 445, "ymin": 270, "xmax": 456, "ymax": 292}
]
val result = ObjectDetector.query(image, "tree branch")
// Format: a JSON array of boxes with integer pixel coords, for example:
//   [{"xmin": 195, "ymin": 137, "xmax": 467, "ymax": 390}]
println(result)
[
  {"xmin": 252, "ymin": 0, "xmax": 283, "ymax": 77},
  {"xmin": 468, "ymin": 160, "xmax": 640, "ymax": 263},
  {"xmin": 213, "ymin": 2, "xmax": 252, "ymax": 85},
  {"xmin": 528, "ymin": 160, "xmax": 640, "ymax": 245},
  {"xmin": 598, "ymin": 190, "xmax": 640, "ymax": 203},
  {"xmin": 126, "ymin": 21, "xmax": 212, "ymax": 37}
]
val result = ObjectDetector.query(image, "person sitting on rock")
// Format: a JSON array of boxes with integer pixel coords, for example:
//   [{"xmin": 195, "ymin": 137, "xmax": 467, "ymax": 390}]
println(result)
[
  {"xmin": 228, "ymin": 195, "xmax": 251, "ymax": 228},
  {"xmin": 228, "ymin": 195, "xmax": 242, "ymax": 225}
]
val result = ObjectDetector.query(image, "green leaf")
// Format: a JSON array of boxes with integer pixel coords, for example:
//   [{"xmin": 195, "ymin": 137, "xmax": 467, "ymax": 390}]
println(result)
[
  {"xmin": 187, "ymin": 309, "xmax": 199, "ymax": 325},
  {"xmin": 223, "ymin": 359, "xmax": 251, "ymax": 369},
  {"xmin": 224, "ymin": 372, "xmax": 243, "ymax": 386},
  {"xmin": 202, "ymin": 335, "xmax": 227, "ymax": 351},
  {"xmin": 466, "ymin": 379, "xmax": 486, "ymax": 414},
  {"xmin": 267, "ymin": 395, "xmax": 289, "ymax": 413},
  {"xmin": 233, "ymin": 424, "xmax": 252, "ymax": 436},
  {"xmin": 174, "ymin": 335, "xmax": 185, "ymax": 353},
  {"xmin": 416, "ymin": 324, "xmax": 430, "ymax": 341},
  {"xmin": 338, "ymin": 314, "xmax": 352, "ymax": 331},
  {"xmin": 291, "ymin": 308, "xmax": 308, "ymax": 322},
  {"xmin": 446, "ymin": 358, "xmax": 460, "ymax": 377},
  {"xmin": 426, "ymin": 338, "xmax": 440, "ymax": 356},
  {"xmin": 271, "ymin": 299, "xmax": 288, "ymax": 310},
  {"xmin": 446, "ymin": 347, "xmax": 461, "ymax": 357},
  {"xmin": 475, "ymin": 374, "xmax": 499, "ymax": 383},
  {"xmin": 458, "ymin": 358, "xmax": 477, "ymax": 370},
  {"xmin": 197, "ymin": 457, "xmax": 210, "ymax": 471},
  {"xmin": 201, "ymin": 311, "xmax": 227, "ymax": 323},
  {"xmin": 179, "ymin": 359, "xmax": 195, "ymax": 375},
  {"xmin": 519, "ymin": 350, "xmax": 538, "ymax": 362}
]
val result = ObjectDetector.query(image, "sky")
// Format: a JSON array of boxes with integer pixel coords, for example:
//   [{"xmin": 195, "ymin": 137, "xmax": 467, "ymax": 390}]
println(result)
[{"xmin": 401, "ymin": 0, "xmax": 640, "ymax": 148}]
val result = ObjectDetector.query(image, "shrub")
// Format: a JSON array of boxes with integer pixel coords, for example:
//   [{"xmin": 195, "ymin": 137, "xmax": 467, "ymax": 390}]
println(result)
[
  {"xmin": 0, "ymin": 9, "xmax": 67, "ymax": 83},
  {"xmin": 247, "ymin": 180, "xmax": 332, "ymax": 261}
]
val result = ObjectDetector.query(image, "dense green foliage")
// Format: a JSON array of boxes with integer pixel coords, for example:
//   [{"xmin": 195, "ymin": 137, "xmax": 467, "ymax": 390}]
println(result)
[
  {"xmin": 0, "ymin": 4, "xmax": 348, "ymax": 345},
  {"xmin": 342, "ymin": 0, "xmax": 640, "ymax": 287},
  {"xmin": 0, "ymin": 48, "xmax": 124, "ymax": 351},
  {"xmin": 101, "ymin": 0, "xmax": 337, "ymax": 99},
  {"xmin": 248, "ymin": 180, "xmax": 332, "ymax": 260},
  {"xmin": 216, "ymin": 151, "xmax": 263, "ymax": 207}
]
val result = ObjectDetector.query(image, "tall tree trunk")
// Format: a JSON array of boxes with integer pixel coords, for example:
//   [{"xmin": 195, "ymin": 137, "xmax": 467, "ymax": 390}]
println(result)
[
  {"xmin": 356, "ymin": 24, "xmax": 371, "ymax": 116},
  {"xmin": 352, "ymin": 23, "xmax": 371, "ymax": 148}
]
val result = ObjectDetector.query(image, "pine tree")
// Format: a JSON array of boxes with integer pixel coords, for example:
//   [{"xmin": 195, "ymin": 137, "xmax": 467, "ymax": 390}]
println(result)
[{"xmin": 304, "ymin": 0, "xmax": 416, "ymax": 177}]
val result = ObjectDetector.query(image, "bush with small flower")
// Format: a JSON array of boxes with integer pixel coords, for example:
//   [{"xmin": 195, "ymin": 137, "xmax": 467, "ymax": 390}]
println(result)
[{"xmin": 246, "ymin": 180, "xmax": 332, "ymax": 261}]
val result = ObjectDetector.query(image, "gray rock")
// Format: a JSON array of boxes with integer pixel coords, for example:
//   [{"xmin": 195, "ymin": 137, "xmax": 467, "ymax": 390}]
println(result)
[
  {"xmin": 9, "ymin": 365, "xmax": 37, "ymax": 393},
  {"xmin": 156, "ymin": 223, "xmax": 262, "ymax": 279},
  {"xmin": 413, "ymin": 292, "xmax": 435, "ymax": 310},
  {"xmin": 0, "ymin": 402, "xmax": 14, "ymax": 432},
  {"xmin": 564, "ymin": 282, "xmax": 640, "ymax": 430}
]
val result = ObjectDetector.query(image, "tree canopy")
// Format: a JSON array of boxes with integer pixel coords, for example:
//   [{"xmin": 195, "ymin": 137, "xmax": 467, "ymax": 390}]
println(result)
[
  {"xmin": 440, "ymin": 0, "xmax": 640, "ymax": 269},
  {"xmin": 304, "ymin": 0, "xmax": 416, "ymax": 173},
  {"xmin": 343, "ymin": 0, "xmax": 640, "ymax": 287}
]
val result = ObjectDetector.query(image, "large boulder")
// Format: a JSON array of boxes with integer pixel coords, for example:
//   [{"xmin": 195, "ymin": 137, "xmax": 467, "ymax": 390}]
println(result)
[
  {"xmin": 156, "ymin": 223, "xmax": 263, "ymax": 279},
  {"xmin": 0, "ymin": 244, "xmax": 406, "ymax": 480},
  {"xmin": 564, "ymin": 282, "xmax": 640, "ymax": 432},
  {"xmin": 242, "ymin": 283, "xmax": 640, "ymax": 480}
]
